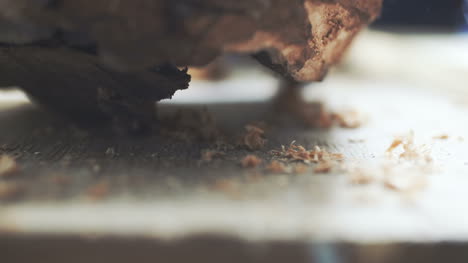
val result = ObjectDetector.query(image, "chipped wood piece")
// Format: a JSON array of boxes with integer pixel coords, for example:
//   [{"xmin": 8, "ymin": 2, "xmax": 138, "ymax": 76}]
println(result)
[{"xmin": 243, "ymin": 124, "xmax": 267, "ymax": 151}]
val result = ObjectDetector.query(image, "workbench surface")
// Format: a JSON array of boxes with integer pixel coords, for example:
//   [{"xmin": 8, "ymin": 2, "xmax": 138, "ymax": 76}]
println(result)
[{"xmin": 1, "ymin": 31, "xmax": 468, "ymax": 244}]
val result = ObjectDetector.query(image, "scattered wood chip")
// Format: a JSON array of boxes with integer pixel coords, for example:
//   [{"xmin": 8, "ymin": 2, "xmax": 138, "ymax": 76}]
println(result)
[
  {"xmin": 0, "ymin": 155, "xmax": 19, "ymax": 177},
  {"xmin": 271, "ymin": 141, "xmax": 343, "ymax": 164},
  {"xmin": 266, "ymin": 161, "xmax": 287, "ymax": 174},
  {"xmin": 243, "ymin": 124, "xmax": 267, "ymax": 151},
  {"xmin": 241, "ymin": 155, "xmax": 263, "ymax": 168},
  {"xmin": 386, "ymin": 138, "xmax": 403, "ymax": 153},
  {"xmin": 433, "ymin": 134, "xmax": 449, "ymax": 140}
]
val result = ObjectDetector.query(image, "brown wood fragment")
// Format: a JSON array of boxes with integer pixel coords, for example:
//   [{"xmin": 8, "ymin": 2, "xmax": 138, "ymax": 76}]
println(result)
[
  {"xmin": 243, "ymin": 124, "xmax": 267, "ymax": 151},
  {"xmin": 241, "ymin": 155, "xmax": 263, "ymax": 168}
]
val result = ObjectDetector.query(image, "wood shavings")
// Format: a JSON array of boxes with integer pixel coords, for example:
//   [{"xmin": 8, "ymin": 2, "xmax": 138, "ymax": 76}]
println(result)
[
  {"xmin": 0, "ymin": 155, "xmax": 19, "ymax": 177},
  {"xmin": 271, "ymin": 141, "xmax": 343, "ymax": 164},
  {"xmin": 386, "ymin": 139, "xmax": 403, "ymax": 153},
  {"xmin": 242, "ymin": 124, "xmax": 267, "ymax": 151},
  {"xmin": 345, "ymin": 132, "xmax": 434, "ymax": 195},
  {"xmin": 0, "ymin": 182, "xmax": 24, "ymax": 201},
  {"xmin": 386, "ymin": 131, "xmax": 433, "ymax": 163},
  {"xmin": 241, "ymin": 155, "xmax": 262, "ymax": 168},
  {"xmin": 433, "ymin": 134, "xmax": 449, "ymax": 140},
  {"xmin": 266, "ymin": 161, "xmax": 287, "ymax": 174}
]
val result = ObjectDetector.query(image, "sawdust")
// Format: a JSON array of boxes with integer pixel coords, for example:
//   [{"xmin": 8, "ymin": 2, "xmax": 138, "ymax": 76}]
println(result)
[
  {"xmin": 0, "ymin": 155, "xmax": 19, "ymax": 177},
  {"xmin": 433, "ymin": 134, "xmax": 449, "ymax": 140},
  {"xmin": 346, "ymin": 132, "xmax": 434, "ymax": 194},
  {"xmin": 242, "ymin": 124, "xmax": 267, "ymax": 151},
  {"xmin": 309, "ymin": 104, "xmax": 366, "ymax": 129},
  {"xmin": 386, "ymin": 131, "xmax": 432, "ymax": 163},
  {"xmin": 241, "ymin": 155, "xmax": 263, "ymax": 168},
  {"xmin": 271, "ymin": 141, "xmax": 343, "ymax": 164}
]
